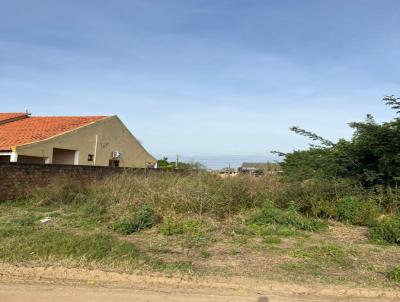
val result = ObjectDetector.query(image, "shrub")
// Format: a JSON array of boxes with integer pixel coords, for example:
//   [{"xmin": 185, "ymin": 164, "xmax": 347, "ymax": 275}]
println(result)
[
  {"xmin": 159, "ymin": 218, "xmax": 185, "ymax": 236},
  {"xmin": 306, "ymin": 199, "xmax": 338, "ymax": 219},
  {"xmin": 112, "ymin": 204, "xmax": 156, "ymax": 235},
  {"xmin": 369, "ymin": 215, "xmax": 400, "ymax": 245},
  {"xmin": 270, "ymin": 178, "xmax": 359, "ymax": 215},
  {"xmin": 360, "ymin": 199, "xmax": 382, "ymax": 226},
  {"xmin": 335, "ymin": 196, "xmax": 380, "ymax": 225},
  {"xmin": 336, "ymin": 197, "xmax": 362, "ymax": 223},
  {"xmin": 248, "ymin": 202, "xmax": 327, "ymax": 232}
]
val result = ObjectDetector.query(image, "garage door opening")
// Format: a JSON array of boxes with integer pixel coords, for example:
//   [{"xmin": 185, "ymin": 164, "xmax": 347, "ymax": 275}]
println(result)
[{"xmin": 52, "ymin": 148, "xmax": 79, "ymax": 165}]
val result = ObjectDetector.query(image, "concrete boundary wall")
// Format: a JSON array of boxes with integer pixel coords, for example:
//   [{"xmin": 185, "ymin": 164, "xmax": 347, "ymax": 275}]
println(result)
[{"xmin": 0, "ymin": 163, "xmax": 157, "ymax": 201}]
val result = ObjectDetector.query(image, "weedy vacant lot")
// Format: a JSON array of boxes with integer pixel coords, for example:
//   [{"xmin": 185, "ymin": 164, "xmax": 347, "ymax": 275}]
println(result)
[{"xmin": 1, "ymin": 172, "xmax": 400, "ymax": 287}]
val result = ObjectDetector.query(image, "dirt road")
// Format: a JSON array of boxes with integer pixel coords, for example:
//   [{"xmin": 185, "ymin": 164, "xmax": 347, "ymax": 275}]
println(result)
[
  {"xmin": 0, "ymin": 282, "xmax": 390, "ymax": 302},
  {"xmin": 2, "ymin": 282, "xmax": 255, "ymax": 302},
  {"xmin": 0, "ymin": 263, "xmax": 399, "ymax": 301}
]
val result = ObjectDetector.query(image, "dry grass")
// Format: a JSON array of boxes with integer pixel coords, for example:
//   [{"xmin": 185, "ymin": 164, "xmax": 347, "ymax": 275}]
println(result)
[{"xmin": 1, "ymin": 172, "xmax": 400, "ymax": 287}]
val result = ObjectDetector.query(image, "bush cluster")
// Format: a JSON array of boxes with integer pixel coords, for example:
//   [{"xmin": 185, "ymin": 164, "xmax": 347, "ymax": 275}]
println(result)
[
  {"xmin": 335, "ymin": 197, "xmax": 381, "ymax": 226},
  {"xmin": 369, "ymin": 215, "xmax": 400, "ymax": 245}
]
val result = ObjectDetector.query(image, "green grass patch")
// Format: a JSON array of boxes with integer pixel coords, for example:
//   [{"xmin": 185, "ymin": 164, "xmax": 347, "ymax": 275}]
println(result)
[
  {"xmin": 229, "ymin": 204, "xmax": 324, "ymax": 247},
  {"xmin": 111, "ymin": 204, "xmax": 157, "ymax": 235},
  {"xmin": 242, "ymin": 202, "xmax": 327, "ymax": 245},
  {"xmin": 249, "ymin": 202, "xmax": 328, "ymax": 232},
  {"xmin": 159, "ymin": 218, "xmax": 213, "ymax": 248},
  {"xmin": 0, "ymin": 221, "xmax": 194, "ymax": 273},
  {"xmin": 0, "ymin": 226, "xmax": 140, "ymax": 266},
  {"xmin": 159, "ymin": 218, "xmax": 206, "ymax": 236},
  {"xmin": 280, "ymin": 243, "xmax": 358, "ymax": 282},
  {"xmin": 292, "ymin": 243, "xmax": 356, "ymax": 269},
  {"xmin": 200, "ymin": 250, "xmax": 211, "ymax": 258},
  {"xmin": 387, "ymin": 266, "xmax": 400, "ymax": 282},
  {"xmin": 280, "ymin": 262, "xmax": 304, "ymax": 271},
  {"xmin": 149, "ymin": 259, "xmax": 193, "ymax": 272},
  {"xmin": 262, "ymin": 235, "xmax": 282, "ymax": 244},
  {"xmin": 12, "ymin": 213, "xmax": 39, "ymax": 227}
]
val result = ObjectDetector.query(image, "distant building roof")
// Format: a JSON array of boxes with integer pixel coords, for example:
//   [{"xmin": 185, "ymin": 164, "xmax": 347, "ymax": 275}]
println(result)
[
  {"xmin": 242, "ymin": 162, "xmax": 266, "ymax": 168},
  {"xmin": 0, "ymin": 113, "xmax": 107, "ymax": 151},
  {"xmin": 241, "ymin": 162, "xmax": 282, "ymax": 171}
]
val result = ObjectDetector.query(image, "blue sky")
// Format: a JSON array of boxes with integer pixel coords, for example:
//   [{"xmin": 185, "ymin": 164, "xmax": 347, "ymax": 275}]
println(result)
[{"xmin": 1, "ymin": 1, "xmax": 400, "ymax": 160}]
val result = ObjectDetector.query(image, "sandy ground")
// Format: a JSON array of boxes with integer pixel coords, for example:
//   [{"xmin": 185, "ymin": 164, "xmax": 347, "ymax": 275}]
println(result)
[
  {"xmin": 0, "ymin": 282, "xmax": 373, "ymax": 302},
  {"xmin": 0, "ymin": 263, "xmax": 399, "ymax": 302}
]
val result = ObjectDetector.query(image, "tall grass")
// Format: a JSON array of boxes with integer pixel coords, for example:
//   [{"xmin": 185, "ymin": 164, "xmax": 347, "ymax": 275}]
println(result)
[
  {"xmin": 28, "ymin": 172, "xmax": 385, "ymax": 219},
  {"xmin": 26, "ymin": 171, "xmax": 399, "ymax": 244},
  {"xmin": 32, "ymin": 172, "xmax": 268, "ymax": 218}
]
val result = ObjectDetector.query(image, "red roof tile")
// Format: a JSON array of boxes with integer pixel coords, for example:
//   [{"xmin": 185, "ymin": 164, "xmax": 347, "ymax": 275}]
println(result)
[{"xmin": 0, "ymin": 114, "xmax": 107, "ymax": 150}]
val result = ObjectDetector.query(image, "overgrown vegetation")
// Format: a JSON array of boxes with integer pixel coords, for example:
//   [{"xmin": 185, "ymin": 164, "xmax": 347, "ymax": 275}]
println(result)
[
  {"xmin": 1, "ymin": 96, "xmax": 400, "ymax": 285},
  {"xmin": 273, "ymin": 96, "xmax": 400, "ymax": 245},
  {"xmin": 1, "ymin": 170, "xmax": 400, "ymax": 285}
]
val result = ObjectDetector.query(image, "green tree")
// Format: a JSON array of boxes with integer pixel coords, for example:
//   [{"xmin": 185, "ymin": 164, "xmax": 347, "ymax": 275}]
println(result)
[{"xmin": 278, "ymin": 96, "xmax": 400, "ymax": 188}]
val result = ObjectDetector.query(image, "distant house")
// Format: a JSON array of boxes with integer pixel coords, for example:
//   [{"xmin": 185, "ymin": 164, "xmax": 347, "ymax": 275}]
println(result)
[
  {"xmin": 0, "ymin": 112, "xmax": 156, "ymax": 167},
  {"xmin": 239, "ymin": 162, "xmax": 282, "ymax": 176},
  {"xmin": 218, "ymin": 167, "xmax": 239, "ymax": 178}
]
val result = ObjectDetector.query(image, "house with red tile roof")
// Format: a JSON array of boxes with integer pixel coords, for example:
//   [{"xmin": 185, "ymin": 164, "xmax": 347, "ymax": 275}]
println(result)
[{"xmin": 0, "ymin": 113, "xmax": 156, "ymax": 167}]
